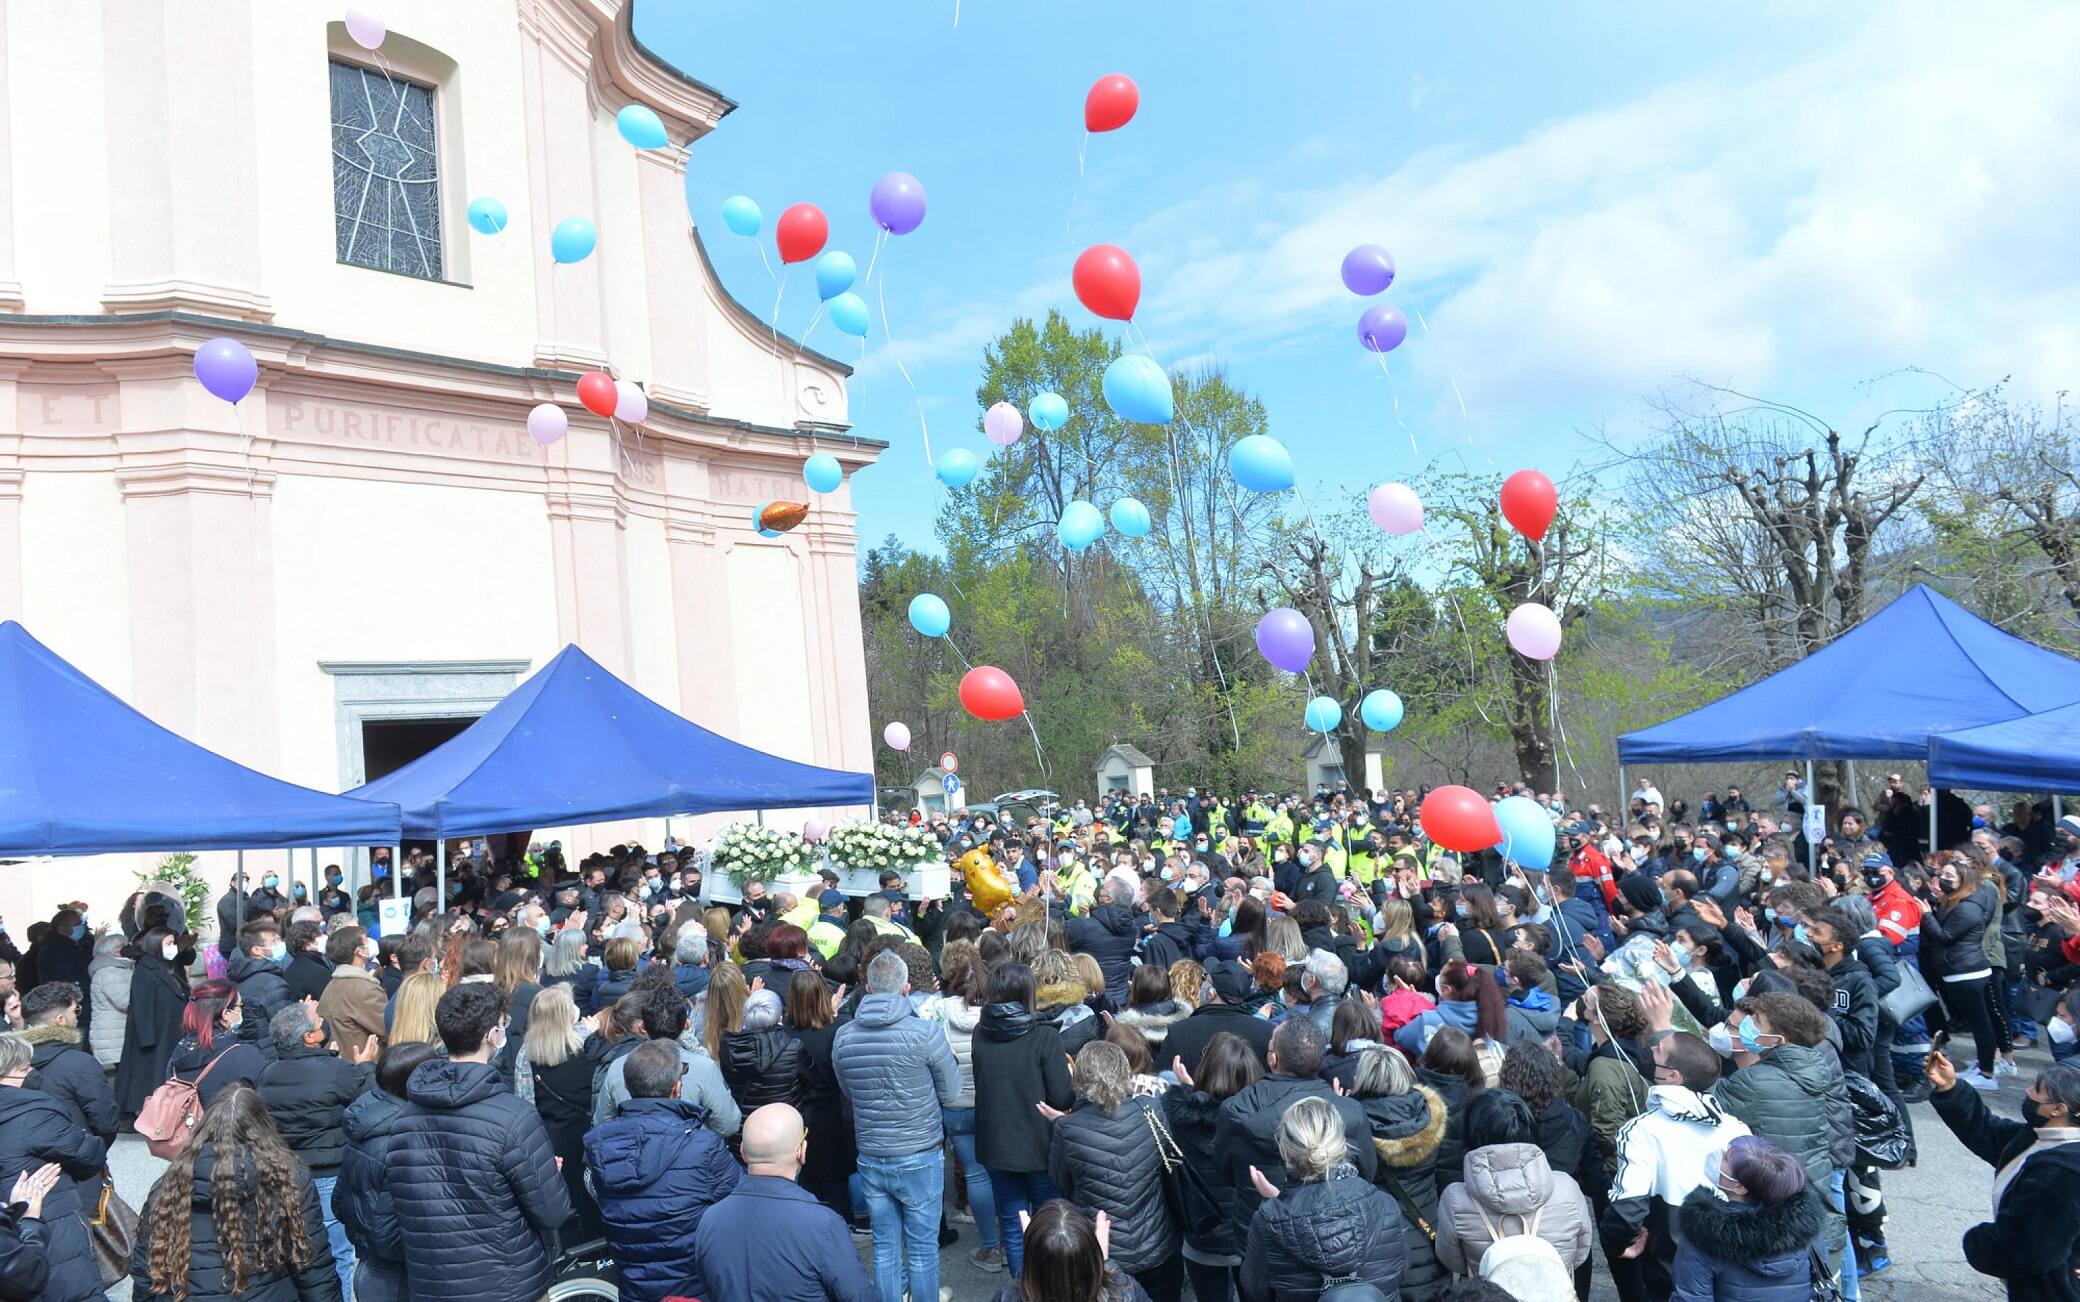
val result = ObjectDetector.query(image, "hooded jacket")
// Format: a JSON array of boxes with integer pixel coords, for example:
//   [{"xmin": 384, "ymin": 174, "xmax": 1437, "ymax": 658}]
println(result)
[
  {"xmin": 1241, "ymin": 1165, "xmax": 1408, "ymax": 1302},
  {"xmin": 1048, "ymin": 1095, "xmax": 1178, "ymax": 1273},
  {"xmin": 1116, "ymin": 999, "xmax": 1190, "ymax": 1050},
  {"xmin": 1669, "ymin": 1187, "xmax": 1822, "ymax": 1302},
  {"xmin": 1035, "ymin": 978, "xmax": 1103, "ymax": 1056},
  {"xmin": 1216, "ymin": 1074, "xmax": 1379, "ymax": 1246},
  {"xmin": 591, "ymin": 1030, "xmax": 742, "ymax": 1137},
  {"xmin": 128, "ymin": 1145, "xmax": 342, "ymax": 1302},
  {"xmin": 0, "ymin": 1084, "xmax": 105, "ymax": 1302},
  {"xmin": 973, "ymin": 1000, "xmax": 1076, "ymax": 1173},
  {"xmin": 1137, "ymin": 918, "xmax": 1197, "ymax": 974},
  {"xmin": 832, "ymin": 991, "xmax": 959, "ymax": 1159},
  {"xmin": 334, "ymin": 1087, "xmax": 407, "ymax": 1268},
  {"xmin": 389, "ymin": 1059, "xmax": 571, "ymax": 1302},
  {"xmin": 718, "ymin": 993, "xmax": 804, "ymax": 1114},
  {"xmin": 1602, "ymin": 1084, "xmax": 1753, "ymax": 1270},
  {"xmin": 20, "ymin": 1024, "xmax": 118, "ymax": 1146},
  {"xmin": 1360, "ymin": 1084, "xmax": 1449, "ymax": 1301},
  {"xmin": 584, "ymin": 1096, "xmax": 743, "ymax": 1302},
  {"xmin": 1434, "ymin": 1141, "xmax": 1594, "ymax": 1276},
  {"xmin": 256, "ymin": 1043, "xmax": 373, "ymax": 1174},
  {"xmin": 1821, "ymin": 954, "xmax": 1881, "ymax": 1079},
  {"xmin": 226, "ymin": 950, "xmax": 293, "ymax": 1043},
  {"xmin": 1067, "ymin": 903, "xmax": 1142, "ymax": 1003},
  {"xmin": 1567, "ymin": 1037, "xmax": 1652, "ymax": 1183},
  {"xmin": 1394, "ymin": 996, "xmax": 1488, "ymax": 1058},
  {"xmin": 87, "ymin": 950, "xmax": 131, "ymax": 1069}
]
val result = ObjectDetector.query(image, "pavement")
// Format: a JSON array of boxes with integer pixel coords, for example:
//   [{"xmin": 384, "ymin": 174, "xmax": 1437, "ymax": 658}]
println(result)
[{"xmin": 105, "ymin": 1053, "xmax": 2025, "ymax": 1302}]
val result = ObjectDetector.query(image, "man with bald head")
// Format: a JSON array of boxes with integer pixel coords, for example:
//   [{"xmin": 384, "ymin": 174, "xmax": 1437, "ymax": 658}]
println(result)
[{"xmin": 694, "ymin": 1104, "xmax": 875, "ymax": 1302}]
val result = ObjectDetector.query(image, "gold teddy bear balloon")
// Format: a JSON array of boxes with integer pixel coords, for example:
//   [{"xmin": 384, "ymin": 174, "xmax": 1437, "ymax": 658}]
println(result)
[{"xmin": 955, "ymin": 846, "xmax": 1014, "ymax": 917}]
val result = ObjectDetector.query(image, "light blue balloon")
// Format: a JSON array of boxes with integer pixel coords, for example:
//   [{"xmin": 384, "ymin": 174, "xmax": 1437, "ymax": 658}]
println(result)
[
  {"xmin": 1494, "ymin": 795, "xmax": 1557, "ymax": 870},
  {"xmin": 466, "ymin": 197, "xmax": 508, "ymax": 235},
  {"xmin": 1059, "ymin": 501, "xmax": 1104, "ymax": 552},
  {"xmin": 814, "ymin": 251, "xmax": 857, "ymax": 302},
  {"xmin": 751, "ymin": 501, "xmax": 783, "ymax": 539},
  {"xmin": 907, "ymin": 593, "xmax": 950, "ymax": 638},
  {"xmin": 721, "ymin": 195, "xmax": 762, "ymax": 238},
  {"xmin": 1230, "ymin": 435, "xmax": 1295, "ymax": 492},
  {"xmin": 1109, "ymin": 498, "xmax": 1152, "ymax": 538},
  {"xmin": 828, "ymin": 291, "xmax": 870, "ymax": 338},
  {"xmin": 934, "ymin": 448, "xmax": 980, "ymax": 488},
  {"xmin": 1304, "ymin": 695, "xmax": 1343, "ymax": 734},
  {"xmin": 1359, "ymin": 689, "xmax": 1404, "ymax": 733},
  {"xmin": 1101, "ymin": 354, "xmax": 1173, "ymax": 425},
  {"xmin": 1030, "ymin": 392, "xmax": 1069, "ymax": 431},
  {"xmin": 803, "ymin": 452, "xmax": 843, "ymax": 494},
  {"xmin": 616, "ymin": 105, "xmax": 669, "ymax": 150},
  {"xmin": 550, "ymin": 217, "xmax": 596, "ymax": 264}
]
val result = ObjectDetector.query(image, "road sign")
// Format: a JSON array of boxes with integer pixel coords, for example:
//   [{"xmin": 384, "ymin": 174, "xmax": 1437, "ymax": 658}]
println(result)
[
  {"xmin": 943, "ymin": 773, "xmax": 962, "ymax": 797},
  {"xmin": 941, "ymin": 752, "xmax": 958, "ymax": 773}
]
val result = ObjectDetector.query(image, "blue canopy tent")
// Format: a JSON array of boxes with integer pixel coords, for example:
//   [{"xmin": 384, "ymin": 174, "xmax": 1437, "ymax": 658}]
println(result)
[
  {"xmin": 347, "ymin": 643, "xmax": 875, "ymax": 846},
  {"xmin": 1929, "ymin": 700, "xmax": 2080, "ymax": 794},
  {"xmin": 1616, "ymin": 585, "xmax": 2080, "ymax": 864},
  {"xmin": 0, "ymin": 620, "xmax": 402, "ymax": 856}
]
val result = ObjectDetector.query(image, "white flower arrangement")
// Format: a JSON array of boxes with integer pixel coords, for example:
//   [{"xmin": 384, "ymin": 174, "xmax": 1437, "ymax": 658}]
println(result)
[
  {"xmin": 709, "ymin": 822, "xmax": 814, "ymax": 886},
  {"xmin": 826, "ymin": 820, "xmax": 943, "ymax": 876}
]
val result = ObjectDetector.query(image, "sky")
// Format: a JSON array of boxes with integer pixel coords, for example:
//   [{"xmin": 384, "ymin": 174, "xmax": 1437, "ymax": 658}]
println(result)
[{"xmin": 635, "ymin": 2, "xmax": 2080, "ymax": 556}]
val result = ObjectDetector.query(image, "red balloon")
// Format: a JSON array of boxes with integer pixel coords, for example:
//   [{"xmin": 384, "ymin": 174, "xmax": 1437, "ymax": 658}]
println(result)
[
  {"xmin": 775, "ymin": 203, "xmax": 828, "ymax": 264},
  {"xmin": 576, "ymin": 371, "xmax": 618, "ymax": 418},
  {"xmin": 1500, "ymin": 469, "xmax": 1559, "ymax": 542},
  {"xmin": 1084, "ymin": 74, "xmax": 1140, "ymax": 133},
  {"xmin": 958, "ymin": 666, "xmax": 1025, "ymax": 722},
  {"xmin": 1419, "ymin": 785, "xmax": 1503, "ymax": 853},
  {"xmin": 1072, "ymin": 244, "xmax": 1141, "ymax": 321}
]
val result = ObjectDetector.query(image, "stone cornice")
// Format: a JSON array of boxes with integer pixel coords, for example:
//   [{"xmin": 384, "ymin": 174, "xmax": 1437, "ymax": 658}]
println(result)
[
  {"xmin": 519, "ymin": 0, "xmax": 734, "ymax": 143},
  {"xmin": 114, "ymin": 461, "xmax": 276, "ymax": 500}
]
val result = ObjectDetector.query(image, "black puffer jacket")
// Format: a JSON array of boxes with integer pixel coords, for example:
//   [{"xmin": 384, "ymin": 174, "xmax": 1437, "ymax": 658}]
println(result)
[
  {"xmin": 1067, "ymin": 904, "xmax": 1142, "ymax": 1004},
  {"xmin": 21, "ymin": 1025, "xmax": 118, "ymax": 1145},
  {"xmin": 284, "ymin": 950, "xmax": 333, "ymax": 1005},
  {"xmin": 1241, "ymin": 1165, "xmax": 1407, "ymax": 1302},
  {"xmin": 1161, "ymin": 1086, "xmax": 1243, "ymax": 1258},
  {"xmin": 256, "ymin": 1044, "xmax": 373, "ymax": 1174},
  {"xmin": 1049, "ymin": 1095, "xmax": 1178, "ymax": 1274},
  {"xmin": 0, "ymin": 1085, "xmax": 104, "ymax": 1302},
  {"xmin": 1920, "ymin": 892, "xmax": 1991, "ymax": 978},
  {"xmin": 718, "ymin": 995, "xmax": 804, "ymax": 1112},
  {"xmin": 1360, "ymin": 1085, "xmax": 1448, "ymax": 1302},
  {"xmin": 389, "ymin": 1059, "xmax": 572, "ymax": 1302},
  {"xmin": 1668, "ymin": 1187, "xmax": 1821, "ymax": 1302},
  {"xmin": 1216, "ymin": 1074, "xmax": 1379, "ymax": 1248},
  {"xmin": 589, "ymin": 966, "xmax": 638, "ymax": 1015},
  {"xmin": 334, "ymin": 1088, "xmax": 407, "ymax": 1268},
  {"xmin": 973, "ymin": 1002, "xmax": 1076, "ymax": 1173},
  {"xmin": 226, "ymin": 951, "xmax": 293, "ymax": 1043},
  {"xmin": 130, "ymin": 1145, "xmax": 342, "ymax": 1302},
  {"xmin": 1416, "ymin": 1065, "xmax": 1474, "ymax": 1189}
]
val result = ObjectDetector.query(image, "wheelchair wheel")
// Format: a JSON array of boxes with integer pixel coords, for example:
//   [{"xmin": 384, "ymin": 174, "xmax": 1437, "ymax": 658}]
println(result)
[{"xmin": 545, "ymin": 1271, "xmax": 619, "ymax": 1302}]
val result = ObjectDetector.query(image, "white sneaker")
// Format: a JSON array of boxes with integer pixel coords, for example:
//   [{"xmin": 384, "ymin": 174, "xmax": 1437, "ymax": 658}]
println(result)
[
  {"xmin": 1995, "ymin": 1056, "xmax": 2019, "ymax": 1077},
  {"xmin": 1960, "ymin": 1064, "xmax": 2001, "ymax": 1091}
]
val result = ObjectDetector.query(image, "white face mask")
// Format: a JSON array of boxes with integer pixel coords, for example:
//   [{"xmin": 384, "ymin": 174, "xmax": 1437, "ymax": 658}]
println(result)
[
  {"xmin": 161, "ymin": 939, "xmax": 178, "ymax": 962},
  {"xmin": 2050, "ymin": 1018, "xmax": 2078, "ymax": 1047},
  {"xmin": 1706, "ymin": 1022, "xmax": 1735, "ymax": 1057}
]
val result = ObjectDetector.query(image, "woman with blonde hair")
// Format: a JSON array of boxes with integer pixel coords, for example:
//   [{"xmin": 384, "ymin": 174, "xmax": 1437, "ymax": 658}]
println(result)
[
  {"xmin": 588, "ymin": 937, "xmax": 643, "ymax": 1016},
  {"xmin": 1372, "ymin": 897, "xmax": 1423, "ymax": 971},
  {"xmin": 1240, "ymin": 1095, "xmax": 1406, "ymax": 1301},
  {"xmin": 1264, "ymin": 914, "xmax": 1308, "ymax": 965},
  {"xmin": 521, "ymin": 984, "xmax": 604, "ymax": 1241},
  {"xmin": 1047, "ymin": 1040, "xmax": 1180, "ymax": 1300},
  {"xmin": 386, "ymin": 972, "xmax": 443, "ymax": 1047},
  {"xmin": 1166, "ymin": 959, "xmax": 1205, "ymax": 1014},
  {"xmin": 699, "ymin": 963, "xmax": 749, "ymax": 1063},
  {"xmin": 540, "ymin": 927, "xmax": 597, "ymax": 1013},
  {"xmin": 494, "ymin": 928, "xmax": 544, "ymax": 1082}
]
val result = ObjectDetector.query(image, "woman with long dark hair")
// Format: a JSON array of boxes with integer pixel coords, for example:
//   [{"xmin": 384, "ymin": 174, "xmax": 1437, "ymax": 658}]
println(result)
[
  {"xmin": 1921, "ymin": 850, "xmax": 2001, "ymax": 1089},
  {"xmin": 1395, "ymin": 960, "xmax": 1509, "ymax": 1086},
  {"xmin": 114, "ymin": 900, "xmax": 195, "ymax": 1115},
  {"xmin": 132, "ymin": 1084, "xmax": 340, "ymax": 1301},
  {"xmin": 993, "ymin": 1199, "xmax": 1150, "ymax": 1302},
  {"xmin": 783, "ymin": 968, "xmax": 857, "ymax": 1223},
  {"xmin": 1161, "ymin": 1033, "xmax": 1262, "ymax": 1302}
]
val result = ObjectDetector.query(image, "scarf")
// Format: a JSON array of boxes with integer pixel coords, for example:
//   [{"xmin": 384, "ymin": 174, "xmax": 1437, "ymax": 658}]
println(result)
[{"xmin": 1992, "ymin": 1125, "xmax": 2080, "ymax": 1215}]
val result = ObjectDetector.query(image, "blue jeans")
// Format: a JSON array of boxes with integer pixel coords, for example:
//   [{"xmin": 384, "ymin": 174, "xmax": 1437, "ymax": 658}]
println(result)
[
  {"xmin": 1830, "ymin": 1169, "xmax": 1861, "ymax": 1301},
  {"xmin": 942, "ymin": 1107, "xmax": 1000, "ymax": 1252},
  {"xmin": 312, "ymin": 1173, "xmax": 356, "ymax": 1299},
  {"xmin": 858, "ymin": 1149, "xmax": 943, "ymax": 1302},
  {"xmin": 986, "ymin": 1166, "xmax": 1061, "ymax": 1278}
]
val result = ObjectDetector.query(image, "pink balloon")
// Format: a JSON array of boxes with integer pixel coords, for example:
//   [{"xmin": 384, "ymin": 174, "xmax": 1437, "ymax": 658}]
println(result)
[
  {"xmin": 803, "ymin": 819, "xmax": 828, "ymax": 842},
  {"xmin": 1367, "ymin": 483, "xmax": 1423, "ymax": 534},
  {"xmin": 614, "ymin": 380, "xmax": 649, "ymax": 425},
  {"xmin": 1506, "ymin": 603, "xmax": 1563, "ymax": 660},
  {"xmin": 883, "ymin": 721, "xmax": 911, "ymax": 751},
  {"xmin": 526, "ymin": 403, "xmax": 568, "ymax": 445},
  {"xmin": 343, "ymin": 7, "xmax": 385, "ymax": 49},
  {"xmin": 983, "ymin": 401, "xmax": 1023, "ymax": 447}
]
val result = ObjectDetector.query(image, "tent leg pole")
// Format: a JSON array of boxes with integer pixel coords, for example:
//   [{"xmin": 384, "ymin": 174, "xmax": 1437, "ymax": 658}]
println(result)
[
  {"xmin": 1847, "ymin": 760, "xmax": 1858, "ymax": 810},
  {"xmin": 437, "ymin": 842, "xmax": 446, "ymax": 917},
  {"xmin": 1929, "ymin": 792, "xmax": 1939, "ymax": 859},
  {"xmin": 235, "ymin": 850, "xmax": 245, "ymax": 928},
  {"xmin": 393, "ymin": 846, "xmax": 403, "ymax": 900},
  {"xmin": 2058, "ymin": 795, "xmax": 2065, "ymax": 823},
  {"xmin": 1617, "ymin": 764, "xmax": 1627, "ymax": 824},
  {"xmin": 1805, "ymin": 760, "xmax": 1818, "ymax": 877}
]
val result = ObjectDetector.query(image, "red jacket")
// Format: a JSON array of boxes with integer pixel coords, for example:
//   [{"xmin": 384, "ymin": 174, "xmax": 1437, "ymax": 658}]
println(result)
[
  {"xmin": 1380, "ymin": 987, "xmax": 1436, "ymax": 1056},
  {"xmin": 1871, "ymin": 879, "xmax": 1924, "ymax": 947},
  {"xmin": 1571, "ymin": 845, "xmax": 1618, "ymax": 908}
]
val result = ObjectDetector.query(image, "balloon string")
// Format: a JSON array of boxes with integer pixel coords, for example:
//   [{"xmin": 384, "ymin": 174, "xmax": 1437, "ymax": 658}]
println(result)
[
  {"xmin": 875, "ymin": 262, "xmax": 935, "ymax": 465},
  {"xmin": 952, "ymin": 0, "xmax": 961, "ymax": 26},
  {"xmin": 1372, "ymin": 351, "xmax": 1416, "ymax": 457},
  {"xmin": 771, "ymin": 266, "xmax": 791, "ymax": 426},
  {"xmin": 756, "ymin": 242, "xmax": 776, "ymax": 281},
  {"xmin": 861, "ymin": 230, "xmax": 887, "ymax": 292},
  {"xmin": 1066, "ymin": 133, "xmax": 1088, "ymax": 248},
  {"xmin": 1020, "ymin": 710, "xmax": 1052, "ymax": 780},
  {"xmin": 942, "ymin": 634, "xmax": 977, "ymax": 672},
  {"xmin": 803, "ymin": 302, "xmax": 823, "ymax": 340},
  {"xmin": 1411, "ymin": 303, "xmax": 1483, "ymax": 455}
]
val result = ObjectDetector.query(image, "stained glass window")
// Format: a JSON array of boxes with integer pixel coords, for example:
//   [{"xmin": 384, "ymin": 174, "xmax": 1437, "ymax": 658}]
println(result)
[{"xmin": 330, "ymin": 60, "xmax": 444, "ymax": 280}]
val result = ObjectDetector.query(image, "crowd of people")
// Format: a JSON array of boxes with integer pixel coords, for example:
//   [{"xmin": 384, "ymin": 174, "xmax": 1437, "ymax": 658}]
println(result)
[{"xmin": 0, "ymin": 773, "xmax": 2071, "ymax": 1300}]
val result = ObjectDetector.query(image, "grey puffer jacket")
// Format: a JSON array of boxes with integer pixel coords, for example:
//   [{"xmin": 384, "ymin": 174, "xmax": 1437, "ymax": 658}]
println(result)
[
  {"xmin": 87, "ymin": 951, "xmax": 131, "ymax": 1069},
  {"xmin": 1242, "ymin": 1165, "xmax": 1408, "ymax": 1302},
  {"xmin": 925, "ymin": 995, "xmax": 983, "ymax": 1109},
  {"xmin": 1710, "ymin": 1043, "xmax": 1852, "ymax": 1191},
  {"xmin": 832, "ymin": 992, "xmax": 959, "ymax": 1158},
  {"xmin": 1434, "ymin": 1142, "xmax": 1594, "ymax": 1275},
  {"xmin": 1049, "ymin": 1094, "xmax": 1178, "ymax": 1274}
]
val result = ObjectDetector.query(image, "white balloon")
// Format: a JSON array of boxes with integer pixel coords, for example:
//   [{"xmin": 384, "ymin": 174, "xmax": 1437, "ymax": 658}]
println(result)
[
  {"xmin": 1506, "ymin": 602, "xmax": 1564, "ymax": 660},
  {"xmin": 883, "ymin": 721, "xmax": 912, "ymax": 751},
  {"xmin": 343, "ymin": 7, "xmax": 385, "ymax": 49},
  {"xmin": 614, "ymin": 380, "xmax": 649, "ymax": 425}
]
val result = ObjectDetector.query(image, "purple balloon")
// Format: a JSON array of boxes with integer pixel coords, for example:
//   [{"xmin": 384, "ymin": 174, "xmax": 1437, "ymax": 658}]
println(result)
[
  {"xmin": 1341, "ymin": 244, "xmax": 1396, "ymax": 295},
  {"xmin": 1358, "ymin": 304, "xmax": 1408, "ymax": 353},
  {"xmin": 1254, "ymin": 607, "xmax": 1315, "ymax": 673},
  {"xmin": 869, "ymin": 172, "xmax": 927, "ymax": 236},
  {"xmin": 193, "ymin": 336, "xmax": 258, "ymax": 404}
]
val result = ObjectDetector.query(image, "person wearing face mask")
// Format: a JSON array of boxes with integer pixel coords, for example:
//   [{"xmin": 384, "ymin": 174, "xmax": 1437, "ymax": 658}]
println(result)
[
  {"xmin": 316, "ymin": 925, "xmax": 388, "ymax": 1063},
  {"xmin": 1292, "ymin": 838, "xmax": 1340, "ymax": 908},
  {"xmin": 1919, "ymin": 851, "xmax": 2002, "ymax": 1090},
  {"xmin": 113, "ymin": 900, "xmax": 195, "ymax": 1116},
  {"xmin": 1666, "ymin": 1135, "xmax": 1821, "ymax": 1301},
  {"xmin": 164, "ymin": 980, "xmax": 268, "ymax": 1108},
  {"xmin": 317, "ymin": 866, "xmax": 351, "ymax": 918},
  {"xmin": 1923, "ymin": 1050, "xmax": 2080, "ymax": 1299},
  {"xmin": 251, "ymin": 872, "xmax": 289, "ymax": 917},
  {"xmin": 226, "ymin": 920, "xmax": 294, "ymax": 1053}
]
